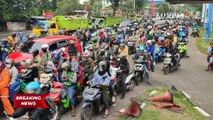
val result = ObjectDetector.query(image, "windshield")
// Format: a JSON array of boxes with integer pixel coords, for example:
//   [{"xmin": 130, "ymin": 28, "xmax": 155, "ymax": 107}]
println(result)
[
  {"xmin": 35, "ymin": 22, "xmax": 48, "ymax": 29},
  {"xmin": 20, "ymin": 42, "xmax": 43, "ymax": 53}
]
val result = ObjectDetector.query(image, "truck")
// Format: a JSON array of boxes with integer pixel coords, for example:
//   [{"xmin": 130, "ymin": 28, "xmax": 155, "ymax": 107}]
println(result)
[
  {"xmin": 89, "ymin": 16, "xmax": 122, "ymax": 28},
  {"xmin": 32, "ymin": 15, "xmax": 89, "ymax": 36}
]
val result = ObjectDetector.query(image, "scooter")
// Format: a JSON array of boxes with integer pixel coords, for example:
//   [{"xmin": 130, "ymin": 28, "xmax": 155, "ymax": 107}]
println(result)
[
  {"xmin": 48, "ymin": 81, "xmax": 82, "ymax": 116},
  {"xmin": 133, "ymin": 59, "xmax": 146, "ymax": 85},
  {"xmin": 191, "ymin": 29, "xmax": 199, "ymax": 37},
  {"xmin": 80, "ymin": 83, "xmax": 112, "ymax": 120},
  {"xmin": 109, "ymin": 61, "xmax": 135, "ymax": 92},
  {"xmin": 163, "ymin": 53, "xmax": 181, "ymax": 75}
]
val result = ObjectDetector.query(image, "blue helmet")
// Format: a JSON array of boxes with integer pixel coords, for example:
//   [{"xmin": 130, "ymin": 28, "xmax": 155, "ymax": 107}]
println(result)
[
  {"xmin": 19, "ymin": 32, "xmax": 23, "ymax": 37},
  {"xmin": 139, "ymin": 46, "xmax": 145, "ymax": 51},
  {"xmin": 159, "ymin": 36, "xmax": 165, "ymax": 41},
  {"xmin": 26, "ymin": 81, "xmax": 41, "ymax": 94}
]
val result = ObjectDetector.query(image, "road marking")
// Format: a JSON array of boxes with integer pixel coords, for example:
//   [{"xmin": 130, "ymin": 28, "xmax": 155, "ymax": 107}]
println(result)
[
  {"xmin": 194, "ymin": 107, "xmax": 211, "ymax": 117},
  {"xmin": 182, "ymin": 91, "xmax": 191, "ymax": 99}
]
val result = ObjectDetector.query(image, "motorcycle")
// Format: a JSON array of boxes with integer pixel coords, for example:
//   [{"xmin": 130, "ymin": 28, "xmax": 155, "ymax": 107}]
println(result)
[
  {"xmin": 48, "ymin": 81, "xmax": 82, "ymax": 116},
  {"xmin": 133, "ymin": 59, "xmax": 146, "ymax": 85},
  {"xmin": 109, "ymin": 61, "xmax": 136, "ymax": 92},
  {"xmin": 191, "ymin": 29, "xmax": 199, "ymax": 37},
  {"xmin": 178, "ymin": 44, "xmax": 187, "ymax": 58},
  {"xmin": 163, "ymin": 53, "xmax": 181, "ymax": 75},
  {"xmin": 80, "ymin": 84, "xmax": 112, "ymax": 120}
]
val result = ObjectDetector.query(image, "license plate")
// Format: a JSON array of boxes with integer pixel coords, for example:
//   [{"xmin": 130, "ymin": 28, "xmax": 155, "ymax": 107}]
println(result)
[{"xmin": 164, "ymin": 58, "xmax": 171, "ymax": 63}]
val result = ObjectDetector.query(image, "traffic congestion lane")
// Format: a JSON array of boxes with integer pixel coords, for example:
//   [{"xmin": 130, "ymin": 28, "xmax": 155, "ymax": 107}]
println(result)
[{"xmin": 62, "ymin": 35, "xmax": 213, "ymax": 119}]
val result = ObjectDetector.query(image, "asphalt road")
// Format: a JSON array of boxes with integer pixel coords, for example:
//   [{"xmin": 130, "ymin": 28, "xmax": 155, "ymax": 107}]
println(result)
[
  {"xmin": 0, "ymin": 30, "xmax": 31, "ymax": 40},
  {"xmin": 61, "ymin": 35, "xmax": 213, "ymax": 120}
]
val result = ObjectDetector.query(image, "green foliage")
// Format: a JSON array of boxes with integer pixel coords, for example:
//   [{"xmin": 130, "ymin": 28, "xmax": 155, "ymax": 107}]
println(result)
[
  {"xmin": 135, "ymin": 0, "xmax": 146, "ymax": 12},
  {"xmin": 54, "ymin": 0, "xmax": 84, "ymax": 15},
  {"xmin": 39, "ymin": 0, "xmax": 58, "ymax": 13},
  {"xmin": 107, "ymin": 0, "xmax": 121, "ymax": 16},
  {"xmin": 0, "ymin": 0, "xmax": 40, "ymax": 21},
  {"xmin": 87, "ymin": 0, "xmax": 103, "ymax": 17},
  {"xmin": 158, "ymin": 2, "xmax": 172, "ymax": 14}
]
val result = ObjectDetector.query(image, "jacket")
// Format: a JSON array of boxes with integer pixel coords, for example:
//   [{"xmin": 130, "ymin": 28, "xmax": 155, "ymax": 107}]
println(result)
[
  {"xmin": 7, "ymin": 66, "xmax": 18, "ymax": 85},
  {"xmin": 91, "ymin": 71, "xmax": 111, "ymax": 87},
  {"xmin": 68, "ymin": 45, "xmax": 77, "ymax": 56},
  {"xmin": 0, "ymin": 69, "xmax": 10, "ymax": 90},
  {"xmin": 119, "ymin": 59, "xmax": 130, "ymax": 74},
  {"xmin": 41, "ymin": 51, "xmax": 51, "ymax": 66}
]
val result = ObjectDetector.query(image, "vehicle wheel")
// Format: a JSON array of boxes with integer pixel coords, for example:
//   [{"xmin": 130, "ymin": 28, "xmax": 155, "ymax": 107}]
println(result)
[
  {"xmin": 163, "ymin": 66, "xmax": 169, "ymax": 75},
  {"xmin": 135, "ymin": 72, "xmax": 140, "ymax": 83},
  {"xmin": 127, "ymin": 79, "xmax": 135, "ymax": 91},
  {"xmin": 51, "ymin": 106, "xmax": 61, "ymax": 120},
  {"xmin": 41, "ymin": 86, "xmax": 50, "ymax": 94},
  {"xmin": 80, "ymin": 106, "xmax": 94, "ymax": 120}
]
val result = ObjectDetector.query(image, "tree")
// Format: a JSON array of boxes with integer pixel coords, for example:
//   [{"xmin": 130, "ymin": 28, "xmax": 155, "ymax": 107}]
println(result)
[
  {"xmin": 54, "ymin": 0, "xmax": 83, "ymax": 15},
  {"xmin": 158, "ymin": 2, "xmax": 172, "ymax": 14},
  {"xmin": 108, "ymin": 0, "xmax": 121, "ymax": 16},
  {"xmin": 135, "ymin": 0, "xmax": 146, "ymax": 13},
  {"xmin": 0, "ymin": 0, "xmax": 40, "ymax": 21}
]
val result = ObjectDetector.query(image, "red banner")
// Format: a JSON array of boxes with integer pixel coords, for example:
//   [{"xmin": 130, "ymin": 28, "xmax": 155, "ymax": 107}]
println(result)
[{"xmin": 14, "ymin": 94, "xmax": 49, "ymax": 108}]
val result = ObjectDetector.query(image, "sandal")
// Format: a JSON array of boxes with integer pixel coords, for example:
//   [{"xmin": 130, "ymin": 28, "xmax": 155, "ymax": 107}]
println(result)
[
  {"xmin": 102, "ymin": 110, "xmax": 109, "ymax": 118},
  {"xmin": 71, "ymin": 111, "xmax": 76, "ymax": 117}
]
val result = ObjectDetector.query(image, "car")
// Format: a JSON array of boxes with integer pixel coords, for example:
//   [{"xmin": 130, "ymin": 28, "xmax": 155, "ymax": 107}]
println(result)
[{"xmin": 7, "ymin": 35, "xmax": 82, "ymax": 64}]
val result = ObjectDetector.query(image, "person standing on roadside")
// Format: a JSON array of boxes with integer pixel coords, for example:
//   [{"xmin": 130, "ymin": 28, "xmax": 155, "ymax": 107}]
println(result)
[{"xmin": 206, "ymin": 43, "xmax": 213, "ymax": 71}]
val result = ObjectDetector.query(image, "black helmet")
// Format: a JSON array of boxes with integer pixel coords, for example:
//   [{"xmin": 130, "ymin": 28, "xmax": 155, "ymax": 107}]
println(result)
[{"xmin": 98, "ymin": 61, "xmax": 107, "ymax": 72}]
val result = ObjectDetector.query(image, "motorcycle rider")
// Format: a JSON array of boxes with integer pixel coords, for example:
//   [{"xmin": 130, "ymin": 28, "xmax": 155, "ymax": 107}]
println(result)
[
  {"xmin": 30, "ymin": 49, "xmax": 41, "ymax": 81},
  {"xmin": 81, "ymin": 50, "xmax": 94, "ymax": 77},
  {"xmin": 0, "ymin": 62, "xmax": 14, "ymax": 118},
  {"xmin": 10, "ymin": 81, "xmax": 53, "ymax": 120},
  {"xmin": 5, "ymin": 59, "xmax": 19, "ymax": 102},
  {"xmin": 91, "ymin": 61, "xmax": 111, "ymax": 118},
  {"xmin": 206, "ymin": 43, "xmax": 213, "ymax": 71},
  {"xmin": 117, "ymin": 53, "xmax": 130, "ymax": 99},
  {"xmin": 61, "ymin": 61, "xmax": 77, "ymax": 117},
  {"xmin": 7, "ymin": 36, "xmax": 16, "ymax": 53},
  {"xmin": 146, "ymin": 40, "xmax": 155, "ymax": 72},
  {"xmin": 17, "ymin": 32, "xmax": 27, "ymax": 46},
  {"xmin": 40, "ymin": 44, "xmax": 52, "ymax": 68},
  {"xmin": 178, "ymin": 42, "xmax": 189, "ymax": 58},
  {"xmin": 168, "ymin": 44, "xmax": 180, "ymax": 66},
  {"xmin": 118, "ymin": 43, "xmax": 129, "ymax": 61},
  {"xmin": 68, "ymin": 40, "xmax": 78, "ymax": 57},
  {"xmin": 133, "ymin": 46, "xmax": 152, "ymax": 85}
]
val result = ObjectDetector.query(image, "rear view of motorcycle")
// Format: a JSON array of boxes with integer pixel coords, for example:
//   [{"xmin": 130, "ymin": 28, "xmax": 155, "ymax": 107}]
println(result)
[{"xmin": 163, "ymin": 53, "xmax": 181, "ymax": 75}]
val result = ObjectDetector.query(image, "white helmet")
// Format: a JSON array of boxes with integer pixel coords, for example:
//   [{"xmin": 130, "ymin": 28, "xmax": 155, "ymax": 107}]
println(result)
[
  {"xmin": 41, "ymin": 44, "xmax": 49, "ymax": 49},
  {"xmin": 147, "ymin": 40, "xmax": 152, "ymax": 44}
]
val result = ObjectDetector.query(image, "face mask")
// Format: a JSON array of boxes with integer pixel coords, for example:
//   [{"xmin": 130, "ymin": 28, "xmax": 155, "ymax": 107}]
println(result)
[
  {"xmin": 42, "ymin": 49, "xmax": 47, "ymax": 52},
  {"xmin": 99, "ymin": 66, "xmax": 103, "ymax": 72},
  {"xmin": 6, "ymin": 64, "xmax": 12, "ymax": 69}
]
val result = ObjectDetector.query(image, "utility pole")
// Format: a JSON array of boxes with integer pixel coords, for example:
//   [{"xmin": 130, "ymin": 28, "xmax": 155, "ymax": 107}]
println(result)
[
  {"xmin": 150, "ymin": 0, "xmax": 154, "ymax": 18},
  {"xmin": 133, "ymin": 0, "xmax": 136, "ymax": 11}
]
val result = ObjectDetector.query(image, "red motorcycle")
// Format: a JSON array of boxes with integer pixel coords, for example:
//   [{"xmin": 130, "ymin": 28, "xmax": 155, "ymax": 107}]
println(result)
[{"xmin": 48, "ymin": 81, "xmax": 82, "ymax": 116}]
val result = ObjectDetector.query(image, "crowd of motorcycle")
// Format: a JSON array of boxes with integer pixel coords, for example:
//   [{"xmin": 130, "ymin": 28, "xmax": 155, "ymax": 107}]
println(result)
[{"xmin": 0, "ymin": 16, "xmax": 201, "ymax": 120}]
